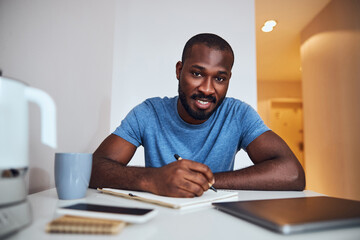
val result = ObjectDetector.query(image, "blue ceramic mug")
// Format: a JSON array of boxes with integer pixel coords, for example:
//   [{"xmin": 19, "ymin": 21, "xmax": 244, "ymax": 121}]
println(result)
[{"xmin": 55, "ymin": 153, "xmax": 93, "ymax": 200}]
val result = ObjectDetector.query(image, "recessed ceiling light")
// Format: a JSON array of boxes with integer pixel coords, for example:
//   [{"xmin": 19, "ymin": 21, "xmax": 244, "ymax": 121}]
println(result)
[
  {"xmin": 265, "ymin": 20, "xmax": 277, "ymax": 27},
  {"xmin": 262, "ymin": 25, "xmax": 273, "ymax": 32},
  {"xmin": 261, "ymin": 20, "xmax": 277, "ymax": 32}
]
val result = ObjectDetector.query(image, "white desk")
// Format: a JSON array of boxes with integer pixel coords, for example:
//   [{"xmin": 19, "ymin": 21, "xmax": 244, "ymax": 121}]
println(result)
[{"xmin": 8, "ymin": 189, "xmax": 360, "ymax": 240}]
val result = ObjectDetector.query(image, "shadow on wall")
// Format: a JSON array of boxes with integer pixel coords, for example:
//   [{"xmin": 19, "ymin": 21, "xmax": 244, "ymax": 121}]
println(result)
[
  {"xmin": 27, "ymin": 96, "xmax": 111, "ymax": 194},
  {"xmin": 28, "ymin": 167, "xmax": 51, "ymax": 194},
  {"xmin": 27, "ymin": 101, "xmax": 55, "ymax": 194},
  {"xmin": 86, "ymin": 97, "xmax": 112, "ymax": 153},
  {"xmin": 301, "ymin": 0, "xmax": 360, "ymax": 44}
]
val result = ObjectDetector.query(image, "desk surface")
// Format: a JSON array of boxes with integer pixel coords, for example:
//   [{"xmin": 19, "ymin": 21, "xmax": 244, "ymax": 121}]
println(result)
[{"xmin": 8, "ymin": 188, "xmax": 360, "ymax": 240}]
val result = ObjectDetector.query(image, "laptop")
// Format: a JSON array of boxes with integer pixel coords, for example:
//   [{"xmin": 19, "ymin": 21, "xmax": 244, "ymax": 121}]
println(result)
[{"xmin": 212, "ymin": 196, "xmax": 360, "ymax": 234}]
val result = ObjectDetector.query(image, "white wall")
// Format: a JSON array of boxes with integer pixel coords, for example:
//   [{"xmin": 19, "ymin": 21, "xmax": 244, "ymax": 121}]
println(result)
[
  {"xmin": 0, "ymin": 0, "xmax": 258, "ymax": 193},
  {"xmin": 111, "ymin": 0, "xmax": 257, "ymax": 170},
  {"xmin": 0, "ymin": 0, "xmax": 116, "ymax": 193}
]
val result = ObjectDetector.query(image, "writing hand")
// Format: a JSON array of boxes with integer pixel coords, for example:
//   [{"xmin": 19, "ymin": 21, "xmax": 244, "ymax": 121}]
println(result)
[{"xmin": 150, "ymin": 159, "xmax": 215, "ymax": 198}]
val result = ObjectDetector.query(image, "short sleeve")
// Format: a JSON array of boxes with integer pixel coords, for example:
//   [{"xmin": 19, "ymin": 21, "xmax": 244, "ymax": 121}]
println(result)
[
  {"xmin": 112, "ymin": 104, "xmax": 147, "ymax": 147},
  {"xmin": 237, "ymin": 104, "xmax": 270, "ymax": 150}
]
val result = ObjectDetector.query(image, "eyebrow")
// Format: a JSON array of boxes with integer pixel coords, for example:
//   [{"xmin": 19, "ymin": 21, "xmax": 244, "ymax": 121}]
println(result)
[
  {"xmin": 191, "ymin": 65, "xmax": 205, "ymax": 71},
  {"xmin": 218, "ymin": 71, "xmax": 228, "ymax": 76},
  {"xmin": 191, "ymin": 65, "xmax": 229, "ymax": 76}
]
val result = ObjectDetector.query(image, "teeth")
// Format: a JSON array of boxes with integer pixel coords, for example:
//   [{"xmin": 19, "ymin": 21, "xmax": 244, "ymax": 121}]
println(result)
[{"xmin": 197, "ymin": 100, "xmax": 209, "ymax": 105}]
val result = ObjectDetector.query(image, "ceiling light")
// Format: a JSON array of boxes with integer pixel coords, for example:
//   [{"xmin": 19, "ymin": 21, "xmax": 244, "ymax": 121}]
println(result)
[
  {"xmin": 265, "ymin": 20, "xmax": 277, "ymax": 27},
  {"xmin": 261, "ymin": 20, "xmax": 277, "ymax": 32},
  {"xmin": 262, "ymin": 25, "xmax": 273, "ymax": 32}
]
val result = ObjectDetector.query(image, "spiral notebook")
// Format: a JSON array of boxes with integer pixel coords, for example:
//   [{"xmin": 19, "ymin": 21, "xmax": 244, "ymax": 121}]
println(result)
[{"xmin": 46, "ymin": 215, "xmax": 126, "ymax": 235}]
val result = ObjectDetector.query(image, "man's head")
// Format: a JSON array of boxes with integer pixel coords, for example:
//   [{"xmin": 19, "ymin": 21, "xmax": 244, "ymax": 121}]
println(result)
[
  {"xmin": 181, "ymin": 33, "xmax": 234, "ymax": 67},
  {"xmin": 176, "ymin": 33, "xmax": 234, "ymax": 124}
]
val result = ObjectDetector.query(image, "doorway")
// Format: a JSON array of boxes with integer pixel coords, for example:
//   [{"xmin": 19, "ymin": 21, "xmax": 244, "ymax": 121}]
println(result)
[{"xmin": 269, "ymin": 99, "xmax": 304, "ymax": 168}]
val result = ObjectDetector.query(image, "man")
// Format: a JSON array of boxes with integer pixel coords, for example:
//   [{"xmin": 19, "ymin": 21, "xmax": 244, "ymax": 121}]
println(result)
[{"xmin": 90, "ymin": 33, "xmax": 305, "ymax": 197}]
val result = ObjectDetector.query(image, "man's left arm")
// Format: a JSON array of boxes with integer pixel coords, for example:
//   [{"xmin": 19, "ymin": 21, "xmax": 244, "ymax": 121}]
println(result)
[{"xmin": 213, "ymin": 130, "xmax": 305, "ymax": 191}]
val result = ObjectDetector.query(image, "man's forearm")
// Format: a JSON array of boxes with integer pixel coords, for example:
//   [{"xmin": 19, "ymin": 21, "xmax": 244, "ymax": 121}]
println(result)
[
  {"xmin": 89, "ymin": 156, "xmax": 154, "ymax": 191},
  {"xmin": 89, "ymin": 156, "xmax": 216, "ymax": 197},
  {"xmin": 213, "ymin": 158, "xmax": 305, "ymax": 191}
]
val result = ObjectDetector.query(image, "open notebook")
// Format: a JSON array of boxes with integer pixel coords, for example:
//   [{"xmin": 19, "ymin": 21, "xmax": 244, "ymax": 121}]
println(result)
[{"xmin": 98, "ymin": 188, "xmax": 238, "ymax": 209}]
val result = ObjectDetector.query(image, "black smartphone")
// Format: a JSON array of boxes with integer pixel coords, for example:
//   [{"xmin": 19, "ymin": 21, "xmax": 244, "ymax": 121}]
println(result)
[{"xmin": 57, "ymin": 203, "xmax": 157, "ymax": 223}]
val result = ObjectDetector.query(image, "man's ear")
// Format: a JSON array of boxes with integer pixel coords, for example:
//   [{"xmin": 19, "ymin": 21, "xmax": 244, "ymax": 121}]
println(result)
[{"xmin": 175, "ymin": 61, "xmax": 182, "ymax": 80}]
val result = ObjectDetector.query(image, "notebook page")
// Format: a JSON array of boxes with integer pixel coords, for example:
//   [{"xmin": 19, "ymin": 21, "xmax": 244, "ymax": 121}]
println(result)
[{"xmin": 99, "ymin": 188, "xmax": 238, "ymax": 209}]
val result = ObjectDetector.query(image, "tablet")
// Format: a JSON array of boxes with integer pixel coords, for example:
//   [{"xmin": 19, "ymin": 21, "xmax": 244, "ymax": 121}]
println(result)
[
  {"xmin": 213, "ymin": 196, "xmax": 360, "ymax": 234},
  {"xmin": 57, "ymin": 203, "xmax": 158, "ymax": 223}
]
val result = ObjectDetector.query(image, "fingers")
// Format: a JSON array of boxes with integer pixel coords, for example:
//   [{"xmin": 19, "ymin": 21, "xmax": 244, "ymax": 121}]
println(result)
[
  {"xmin": 183, "ymin": 169, "xmax": 210, "ymax": 192},
  {"xmin": 153, "ymin": 159, "xmax": 215, "ymax": 198},
  {"xmin": 174, "ymin": 159, "xmax": 214, "ymax": 196},
  {"xmin": 180, "ymin": 159, "xmax": 215, "ymax": 186}
]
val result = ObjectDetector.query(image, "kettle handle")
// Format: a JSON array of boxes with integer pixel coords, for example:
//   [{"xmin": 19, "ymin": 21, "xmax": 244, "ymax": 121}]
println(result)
[{"xmin": 25, "ymin": 87, "xmax": 57, "ymax": 148}]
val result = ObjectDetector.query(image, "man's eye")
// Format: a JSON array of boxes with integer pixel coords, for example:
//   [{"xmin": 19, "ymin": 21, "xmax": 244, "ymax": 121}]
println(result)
[
  {"xmin": 216, "ymin": 77, "xmax": 225, "ymax": 82},
  {"xmin": 192, "ymin": 72, "xmax": 201, "ymax": 77}
]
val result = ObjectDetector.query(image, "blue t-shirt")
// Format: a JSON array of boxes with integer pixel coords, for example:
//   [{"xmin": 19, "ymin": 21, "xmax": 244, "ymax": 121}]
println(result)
[{"xmin": 113, "ymin": 97, "xmax": 270, "ymax": 172}]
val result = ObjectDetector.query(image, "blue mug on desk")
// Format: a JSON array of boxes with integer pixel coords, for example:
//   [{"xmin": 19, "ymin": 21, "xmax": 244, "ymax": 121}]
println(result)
[{"xmin": 55, "ymin": 153, "xmax": 93, "ymax": 200}]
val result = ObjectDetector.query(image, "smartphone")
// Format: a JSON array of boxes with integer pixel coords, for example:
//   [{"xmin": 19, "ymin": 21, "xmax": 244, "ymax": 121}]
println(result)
[{"xmin": 57, "ymin": 203, "xmax": 158, "ymax": 223}]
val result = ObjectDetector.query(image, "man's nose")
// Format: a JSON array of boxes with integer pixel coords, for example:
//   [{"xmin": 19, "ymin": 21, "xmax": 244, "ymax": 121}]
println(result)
[{"xmin": 198, "ymin": 77, "xmax": 215, "ymax": 95}]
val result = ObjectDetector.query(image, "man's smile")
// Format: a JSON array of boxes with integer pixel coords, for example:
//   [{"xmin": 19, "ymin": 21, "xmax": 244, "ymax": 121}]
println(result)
[
  {"xmin": 195, "ymin": 99, "xmax": 212, "ymax": 109},
  {"xmin": 191, "ymin": 94, "xmax": 217, "ymax": 110}
]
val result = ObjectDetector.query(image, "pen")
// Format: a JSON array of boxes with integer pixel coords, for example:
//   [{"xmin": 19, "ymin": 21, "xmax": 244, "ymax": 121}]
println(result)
[{"xmin": 173, "ymin": 154, "xmax": 217, "ymax": 192}]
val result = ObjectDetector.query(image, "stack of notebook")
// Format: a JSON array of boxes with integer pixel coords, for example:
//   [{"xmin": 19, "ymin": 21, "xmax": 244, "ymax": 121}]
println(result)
[{"xmin": 46, "ymin": 215, "xmax": 126, "ymax": 235}]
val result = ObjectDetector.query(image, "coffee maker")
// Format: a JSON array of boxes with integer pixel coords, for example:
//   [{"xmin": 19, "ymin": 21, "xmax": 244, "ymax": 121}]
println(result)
[{"xmin": 0, "ymin": 74, "xmax": 57, "ymax": 237}]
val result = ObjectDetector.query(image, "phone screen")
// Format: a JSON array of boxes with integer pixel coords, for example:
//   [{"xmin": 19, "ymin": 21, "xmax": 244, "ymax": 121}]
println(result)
[{"xmin": 62, "ymin": 203, "xmax": 153, "ymax": 216}]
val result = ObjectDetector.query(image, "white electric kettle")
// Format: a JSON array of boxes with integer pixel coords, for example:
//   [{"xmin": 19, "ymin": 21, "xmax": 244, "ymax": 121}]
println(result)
[{"xmin": 0, "ymin": 75, "xmax": 57, "ymax": 237}]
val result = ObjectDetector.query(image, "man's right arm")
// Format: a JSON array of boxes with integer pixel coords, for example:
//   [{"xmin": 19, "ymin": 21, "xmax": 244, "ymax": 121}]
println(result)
[
  {"xmin": 89, "ymin": 134, "xmax": 152, "ymax": 191},
  {"xmin": 89, "ymin": 134, "xmax": 214, "ymax": 198}
]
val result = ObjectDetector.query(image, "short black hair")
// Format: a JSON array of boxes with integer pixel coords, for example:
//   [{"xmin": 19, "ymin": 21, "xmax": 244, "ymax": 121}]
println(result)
[{"xmin": 181, "ymin": 33, "xmax": 234, "ymax": 66}]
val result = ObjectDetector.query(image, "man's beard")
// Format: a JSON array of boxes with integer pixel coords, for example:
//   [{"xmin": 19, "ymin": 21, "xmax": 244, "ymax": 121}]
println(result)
[{"xmin": 178, "ymin": 83, "xmax": 224, "ymax": 121}]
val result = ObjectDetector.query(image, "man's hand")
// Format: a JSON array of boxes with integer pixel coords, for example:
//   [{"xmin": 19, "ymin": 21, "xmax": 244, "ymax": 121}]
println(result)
[
  {"xmin": 149, "ymin": 159, "xmax": 214, "ymax": 198},
  {"xmin": 89, "ymin": 135, "xmax": 215, "ymax": 198}
]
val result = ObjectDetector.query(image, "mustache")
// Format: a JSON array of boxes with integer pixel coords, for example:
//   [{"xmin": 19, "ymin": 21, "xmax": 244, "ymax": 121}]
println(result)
[{"xmin": 190, "ymin": 93, "xmax": 216, "ymax": 103}]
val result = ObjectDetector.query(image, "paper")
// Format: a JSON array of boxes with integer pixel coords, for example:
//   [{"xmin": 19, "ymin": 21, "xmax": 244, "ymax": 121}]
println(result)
[{"xmin": 98, "ymin": 188, "xmax": 238, "ymax": 209}]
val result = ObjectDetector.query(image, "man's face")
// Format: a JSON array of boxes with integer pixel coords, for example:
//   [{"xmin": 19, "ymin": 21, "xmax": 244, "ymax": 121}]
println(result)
[{"xmin": 176, "ymin": 44, "xmax": 233, "ymax": 124}]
